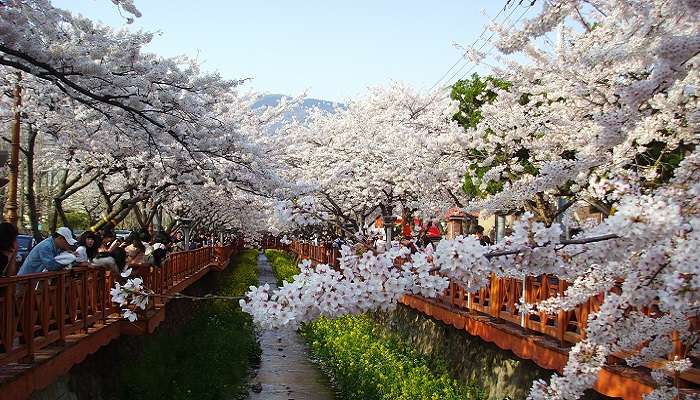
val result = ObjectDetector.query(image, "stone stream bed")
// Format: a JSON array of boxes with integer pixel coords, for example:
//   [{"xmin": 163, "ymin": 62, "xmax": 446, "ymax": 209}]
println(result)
[{"xmin": 246, "ymin": 253, "xmax": 336, "ymax": 400}]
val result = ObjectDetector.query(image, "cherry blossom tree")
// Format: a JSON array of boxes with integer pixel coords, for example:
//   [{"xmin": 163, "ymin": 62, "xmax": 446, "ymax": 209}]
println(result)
[
  {"xmin": 266, "ymin": 84, "xmax": 466, "ymax": 239},
  {"xmin": 1, "ymin": 1, "xmax": 295, "ymax": 236},
  {"xmin": 240, "ymin": 2, "xmax": 700, "ymax": 400}
]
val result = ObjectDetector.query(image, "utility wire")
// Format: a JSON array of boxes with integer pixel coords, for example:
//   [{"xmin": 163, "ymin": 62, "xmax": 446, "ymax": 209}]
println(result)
[
  {"xmin": 442, "ymin": 2, "xmax": 525, "ymax": 87},
  {"xmin": 456, "ymin": 3, "xmax": 534, "ymax": 83},
  {"xmin": 427, "ymin": 0, "xmax": 512, "ymax": 92},
  {"xmin": 428, "ymin": 1, "xmax": 535, "ymax": 94}
]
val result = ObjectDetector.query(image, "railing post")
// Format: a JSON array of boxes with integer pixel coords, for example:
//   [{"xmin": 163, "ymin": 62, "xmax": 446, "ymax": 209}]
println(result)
[
  {"xmin": 82, "ymin": 271, "xmax": 89, "ymax": 331},
  {"xmin": 466, "ymin": 280, "xmax": 472, "ymax": 312},
  {"xmin": 521, "ymin": 276, "xmax": 528, "ymax": 330},
  {"xmin": 23, "ymin": 279, "xmax": 35, "ymax": 362},
  {"xmin": 557, "ymin": 279, "xmax": 567, "ymax": 345},
  {"xmin": 4, "ymin": 283, "xmax": 16, "ymax": 353},
  {"xmin": 489, "ymin": 274, "xmax": 500, "ymax": 318},
  {"xmin": 57, "ymin": 274, "xmax": 66, "ymax": 343},
  {"xmin": 97, "ymin": 269, "xmax": 106, "ymax": 323}
]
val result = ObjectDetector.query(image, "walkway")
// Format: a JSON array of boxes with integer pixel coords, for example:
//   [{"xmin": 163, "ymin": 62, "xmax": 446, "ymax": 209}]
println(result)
[{"xmin": 248, "ymin": 253, "xmax": 335, "ymax": 400}]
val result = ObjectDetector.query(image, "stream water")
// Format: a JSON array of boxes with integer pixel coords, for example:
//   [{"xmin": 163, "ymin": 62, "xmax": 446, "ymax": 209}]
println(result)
[{"xmin": 246, "ymin": 253, "xmax": 336, "ymax": 400}]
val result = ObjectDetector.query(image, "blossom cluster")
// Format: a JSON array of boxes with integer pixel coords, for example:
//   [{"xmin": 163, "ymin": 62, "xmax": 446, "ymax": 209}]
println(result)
[
  {"xmin": 110, "ymin": 268, "xmax": 149, "ymax": 322},
  {"xmin": 239, "ymin": 246, "xmax": 449, "ymax": 330}
]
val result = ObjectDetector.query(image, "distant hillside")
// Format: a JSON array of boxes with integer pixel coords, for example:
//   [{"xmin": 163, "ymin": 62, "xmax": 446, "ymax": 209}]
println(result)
[{"xmin": 253, "ymin": 94, "xmax": 343, "ymax": 123}]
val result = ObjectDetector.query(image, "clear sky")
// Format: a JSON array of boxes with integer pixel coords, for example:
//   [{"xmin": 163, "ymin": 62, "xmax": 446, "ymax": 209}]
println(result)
[{"xmin": 51, "ymin": 0, "xmax": 534, "ymax": 102}]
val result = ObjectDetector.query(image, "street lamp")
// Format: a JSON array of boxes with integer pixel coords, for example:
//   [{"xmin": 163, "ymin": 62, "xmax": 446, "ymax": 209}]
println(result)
[
  {"xmin": 341, "ymin": 222, "xmax": 355, "ymax": 240},
  {"xmin": 178, "ymin": 217, "xmax": 193, "ymax": 249},
  {"xmin": 382, "ymin": 214, "xmax": 397, "ymax": 251},
  {"xmin": 495, "ymin": 213, "xmax": 506, "ymax": 242}
]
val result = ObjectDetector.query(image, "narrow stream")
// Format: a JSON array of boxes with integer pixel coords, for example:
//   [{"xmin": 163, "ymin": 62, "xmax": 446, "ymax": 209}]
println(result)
[{"xmin": 247, "ymin": 253, "xmax": 336, "ymax": 400}]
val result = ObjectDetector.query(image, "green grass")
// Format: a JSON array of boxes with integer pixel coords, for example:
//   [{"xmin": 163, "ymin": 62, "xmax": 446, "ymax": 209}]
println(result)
[
  {"xmin": 264, "ymin": 249, "xmax": 300, "ymax": 285},
  {"xmin": 119, "ymin": 249, "xmax": 261, "ymax": 400},
  {"xmin": 301, "ymin": 314, "xmax": 486, "ymax": 400},
  {"xmin": 265, "ymin": 250, "xmax": 484, "ymax": 400}
]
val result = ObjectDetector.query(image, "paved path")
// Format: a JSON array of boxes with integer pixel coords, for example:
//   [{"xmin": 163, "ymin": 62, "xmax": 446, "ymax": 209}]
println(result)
[{"xmin": 247, "ymin": 252, "xmax": 335, "ymax": 400}]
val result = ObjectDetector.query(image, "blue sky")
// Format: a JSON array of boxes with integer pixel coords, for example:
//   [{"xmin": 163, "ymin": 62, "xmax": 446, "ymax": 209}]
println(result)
[{"xmin": 51, "ymin": 0, "xmax": 534, "ymax": 102}]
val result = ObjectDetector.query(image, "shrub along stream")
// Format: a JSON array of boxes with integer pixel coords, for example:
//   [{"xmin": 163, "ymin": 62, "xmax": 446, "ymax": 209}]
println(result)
[
  {"xmin": 265, "ymin": 249, "xmax": 485, "ymax": 400},
  {"xmin": 119, "ymin": 249, "xmax": 261, "ymax": 400}
]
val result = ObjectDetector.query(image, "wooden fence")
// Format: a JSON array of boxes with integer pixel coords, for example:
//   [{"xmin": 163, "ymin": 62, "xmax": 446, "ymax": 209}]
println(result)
[
  {"xmin": 0, "ymin": 240, "xmax": 242, "ymax": 367},
  {"xmin": 287, "ymin": 241, "xmax": 340, "ymax": 267},
  {"xmin": 287, "ymin": 240, "xmax": 700, "ymax": 396}
]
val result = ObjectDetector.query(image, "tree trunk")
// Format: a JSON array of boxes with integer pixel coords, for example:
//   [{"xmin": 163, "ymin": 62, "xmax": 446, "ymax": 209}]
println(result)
[
  {"xmin": 22, "ymin": 124, "xmax": 42, "ymax": 241},
  {"xmin": 88, "ymin": 191, "xmax": 154, "ymax": 232},
  {"xmin": 49, "ymin": 170, "xmax": 68, "ymax": 232},
  {"xmin": 132, "ymin": 202, "xmax": 147, "ymax": 229},
  {"xmin": 53, "ymin": 198, "xmax": 70, "ymax": 230}
]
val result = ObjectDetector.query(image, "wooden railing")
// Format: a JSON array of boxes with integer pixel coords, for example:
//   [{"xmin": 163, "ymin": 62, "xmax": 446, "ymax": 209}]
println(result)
[
  {"xmin": 0, "ymin": 240, "xmax": 243, "ymax": 366},
  {"xmin": 287, "ymin": 241, "xmax": 591, "ymax": 343},
  {"xmin": 436, "ymin": 276, "xmax": 604, "ymax": 345},
  {"xmin": 0, "ymin": 267, "xmax": 117, "ymax": 365},
  {"xmin": 288, "ymin": 241, "xmax": 340, "ymax": 267}
]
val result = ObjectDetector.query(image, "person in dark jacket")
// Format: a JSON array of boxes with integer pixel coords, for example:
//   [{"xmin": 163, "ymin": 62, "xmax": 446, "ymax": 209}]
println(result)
[
  {"xmin": 475, "ymin": 225, "xmax": 493, "ymax": 246},
  {"xmin": 0, "ymin": 222, "xmax": 19, "ymax": 276}
]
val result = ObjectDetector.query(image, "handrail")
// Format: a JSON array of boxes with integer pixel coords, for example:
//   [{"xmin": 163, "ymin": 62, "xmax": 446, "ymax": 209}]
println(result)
[
  {"xmin": 0, "ymin": 240, "xmax": 243, "ymax": 366},
  {"xmin": 287, "ymin": 240, "xmax": 690, "ymax": 360},
  {"xmin": 286, "ymin": 240, "xmax": 340, "ymax": 268}
]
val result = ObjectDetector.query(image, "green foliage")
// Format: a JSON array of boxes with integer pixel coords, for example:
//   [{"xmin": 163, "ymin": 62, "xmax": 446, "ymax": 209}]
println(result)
[
  {"xmin": 451, "ymin": 73, "xmax": 510, "ymax": 130},
  {"xmin": 264, "ymin": 249, "xmax": 300, "ymax": 285},
  {"xmin": 302, "ymin": 314, "xmax": 485, "ymax": 400},
  {"xmin": 64, "ymin": 210, "xmax": 91, "ymax": 230},
  {"xmin": 461, "ymin": 150, "xmax": 539, "ymax": 199},
  {"xmin": 451, "ymin": 74, "xmax": 532, "ymax": 200},
  {"xmin": 634, "ymin": 140, "xmax": 693, "ymax": 187},
  {"xmin": 119, "ymin": 249, "xmax": 261, "ymax": 400}
]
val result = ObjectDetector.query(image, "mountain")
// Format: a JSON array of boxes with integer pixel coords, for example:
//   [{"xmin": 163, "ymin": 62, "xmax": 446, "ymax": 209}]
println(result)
[{"xmin": 253, "ymin": 94, "xmax": 343, "ymax": 123}]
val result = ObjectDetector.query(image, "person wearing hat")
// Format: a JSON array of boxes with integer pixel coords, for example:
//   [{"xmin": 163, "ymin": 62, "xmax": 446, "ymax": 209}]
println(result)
[{"xmin": 17, "ymin": 227, "xmax": 78, "ymax": 275}]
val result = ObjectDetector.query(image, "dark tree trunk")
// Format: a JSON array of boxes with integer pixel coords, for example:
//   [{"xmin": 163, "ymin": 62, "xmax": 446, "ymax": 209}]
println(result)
[{"xmin": 22, "ymin": 124, "xmax": 42, "ymax": 241}]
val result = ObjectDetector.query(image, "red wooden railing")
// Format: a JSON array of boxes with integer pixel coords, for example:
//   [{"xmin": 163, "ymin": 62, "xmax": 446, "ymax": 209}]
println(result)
[
  {"xmin": 0, "ymin": 240, "xmax": 243, "ymax": 366},
  {"xmin": 435, "ymin": 276, "xmax": 602, "ymax": 345},
  {"xmin": 286, "ymin": 240, "xmax": 605, "ymax": 344},
  {"xmin": 288, "ymin": 241, "xmax": 340, "ymax": 267},
  {"xmin": 0, "ymin": 267, "xmax": 116, "ymax": 365},
  {"xmin": 288, "ymin": 240, "xmax": 700, "ymax": 393}
]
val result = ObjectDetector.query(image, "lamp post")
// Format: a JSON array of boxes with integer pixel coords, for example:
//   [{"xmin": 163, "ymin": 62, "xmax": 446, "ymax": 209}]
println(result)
[
  {"xmin": 382, "ymin": 214, "xmax": 397, "ymax": 251},
  {"xmin": 178, "ymin": 217, "xmax": 193, "ymax": 249},
  {"xmin": 495, "ymin": 213, "xmax": 506, "ymax": 242},
  {"xmin": 3, "ymin": 76, "xmax": 21, "ymax": 227},
  {"xmin": 556, "ymin": 197, "xmax": 570, "ymax": 239}
]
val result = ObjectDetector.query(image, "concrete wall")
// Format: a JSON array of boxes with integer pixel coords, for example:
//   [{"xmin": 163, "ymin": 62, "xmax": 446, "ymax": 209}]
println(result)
[{"xmin": 373, "ymin": 305, "xmax": 565, "ymax": 400}]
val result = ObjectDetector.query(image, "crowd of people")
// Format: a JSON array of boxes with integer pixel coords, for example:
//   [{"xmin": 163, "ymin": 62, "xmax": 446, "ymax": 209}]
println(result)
[
  {"xmin": 0, "ymin": 223, "xmax": 189, "ymax": 278},
  {"xmin": 360, "ymin": 214, "xmax": 494, "ymax": 255}
]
